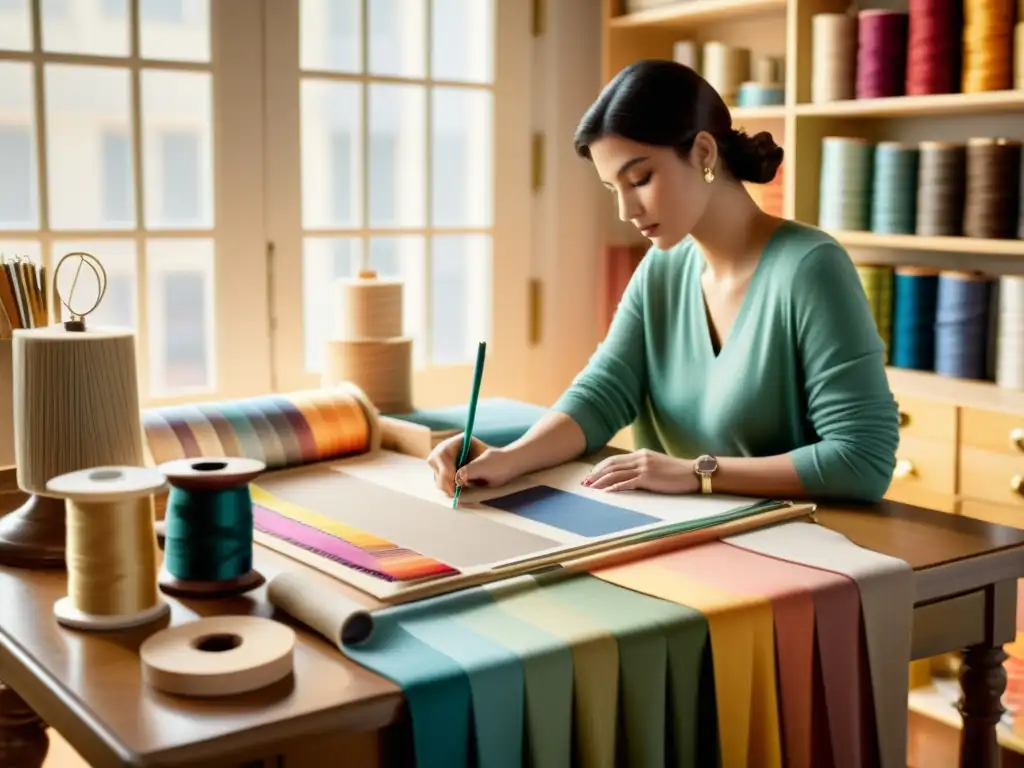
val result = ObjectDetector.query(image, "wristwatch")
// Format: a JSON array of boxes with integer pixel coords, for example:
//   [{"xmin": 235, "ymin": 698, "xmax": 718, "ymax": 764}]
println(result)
[{"xmin": 694, "ymin": 454, "xmax": 718, "ymax": 494}]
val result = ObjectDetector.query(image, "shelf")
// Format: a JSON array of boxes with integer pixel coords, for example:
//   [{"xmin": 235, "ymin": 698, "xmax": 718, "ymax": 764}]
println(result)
[
  {"xmin": 731, "ymin": 106, "xmax": 787, "ymax": 121},
  {"xmin": 886, "ymin": 368, "xmax": 1024, "ymax": 416},
  {"xmin": 795, "ymin": 90, "xmax": 1024, "ymax": 118},
  {"xmin": 609, "ymin": 0, "xmax": 785, "ymax": 29},
  {"xmin": 908, "ymin": 680, "xmax": 1024, "ymax": 756},
  {"xmin": 832, "ymin": 231, "xmax": 1024, "ymax": 257}
]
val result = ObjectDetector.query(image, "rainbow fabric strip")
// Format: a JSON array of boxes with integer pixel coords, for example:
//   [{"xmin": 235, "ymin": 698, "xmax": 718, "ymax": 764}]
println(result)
[
  {"xmin": 141, "ymin": 388, "xmax": 372, "ymax": 470},
  {"xmin": 250, "ymin": 485, "xmax": 457, "ymax": 582},
  {"xmin": 338, "ymin": 521, "xmax": 914, "ymax": 768}
]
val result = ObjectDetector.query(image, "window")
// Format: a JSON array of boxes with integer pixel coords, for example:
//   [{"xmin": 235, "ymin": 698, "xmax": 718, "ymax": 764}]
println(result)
[
  {"xmin": 162, "ymin": 270, "xmax": 208, "ymax": 389},
  {"xmin": 141, "ymin": 0, "xmax": 185, "ymax": 24},
  {"xmin": 101, "ymin": 130, "xmax": 132, "ymax": 226},
  {"xmin": 0, "ymin": 128, "xmax": 34, "ymax": 227},
  {"xmin": 160, "ymin": 131, "xmax": 202, "ymax": 224}
]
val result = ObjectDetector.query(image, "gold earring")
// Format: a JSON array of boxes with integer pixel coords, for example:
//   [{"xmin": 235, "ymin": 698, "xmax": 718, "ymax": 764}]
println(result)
[{"xmin": 703, "ymin": 167, "xmax": 715, "ymax": 183}]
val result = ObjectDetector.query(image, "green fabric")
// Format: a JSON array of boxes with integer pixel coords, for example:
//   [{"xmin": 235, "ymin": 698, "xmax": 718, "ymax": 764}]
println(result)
[{"xmin": 552, "ymin": 221, "xmax": 899, "ymax": 503}]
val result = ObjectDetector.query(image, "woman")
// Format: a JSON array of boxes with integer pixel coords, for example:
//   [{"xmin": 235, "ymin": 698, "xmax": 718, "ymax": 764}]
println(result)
[{"xmin": 429, "ymin": 59, "xmax": 899, "ymax": 504}]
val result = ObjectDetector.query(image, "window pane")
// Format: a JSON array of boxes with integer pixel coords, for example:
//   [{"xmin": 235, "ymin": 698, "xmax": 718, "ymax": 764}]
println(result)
[
  {"xmin": 0, "ymin": 62, "xmax": 38, "ymax": 230},
  {"xmin": 141, "ymin": 70, "xmax": 213, "ymax": 229},
  {"xmin": 42, "ymin": 0, "xmax": 130, "ymax": 57},
  {"xmin": 369, "ymin": 0, "xmax": 426, "ymax": 78},
  {"xmin": 51, "ymin": 240, "xmax": 136, "ymax": 331},
  {"xmin": 431, "ymin": 88, "xmax": 492, "ymax": 228},
  {"xmin": 301, "ymin": 80, "xmax": 362, "ymax": 229},
  {"xmin": 139, "ymin": 0, "xmax": 210, "ymax": 62},
  {"xmin": 369, "ymin": 84, "xmax": 425, "ymax": 228},
  {"xmin": 44, "ymin": 64, "xmax": 135, "ymax": 230},
  {"xmin": 301, "ymin": 0, "xmax": 361, "ymax": 74},
  {"xmin": 369, "ymin": 236, "xmax": 426, "ymax": 367},
  {"xmin": 302, "ymin": 236, "xmax": 362, "ymax": 371},
  {"xmin": 146, "ymin": 238, "xmax": 215, "ymax": 396},
  {"xmin": 431, "ymin": 0, "xmax": 493, "ymax": 83},
  {"xmin": 430, "ymin": 234, "xmax": 490, "ymax": 365},
  {"xmin": 0, "ymin": 0, "xmax": 32, "ymax": 51}
]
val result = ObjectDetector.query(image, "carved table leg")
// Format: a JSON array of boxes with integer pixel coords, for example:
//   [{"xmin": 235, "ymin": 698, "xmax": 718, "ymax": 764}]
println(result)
[
  {"xmin": 958, "ymin": 644, "xmax": 1009, "ymax": 768},
  {"xmin": 0, "ymin": 678, "xmax": 49, "ymax": 768}
]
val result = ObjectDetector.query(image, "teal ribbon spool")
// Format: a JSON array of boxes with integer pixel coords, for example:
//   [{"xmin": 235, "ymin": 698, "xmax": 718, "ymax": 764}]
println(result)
[
  {"xmin": 157, "ymin": 457, "xmax": 267, "ymax": 598},
  {"xmin": 870, "ymin": 142, "xmax": 919, "ymax": 234}
]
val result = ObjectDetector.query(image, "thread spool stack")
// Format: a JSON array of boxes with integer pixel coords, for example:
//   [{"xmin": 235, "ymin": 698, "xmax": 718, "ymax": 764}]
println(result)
[
  {"xmin": 916, "ymin": 142, "xmax": 967, "ymax": 237},
  {"xmin": 737, "ymin": 82, "xmax": 785, "ymax": 107},
  {"xmin": 158, "ymin": 457, "xmax": 267, "ymax": 598},
  {"xmin": 871, "ymin": 143, "xmax": 919, "ymax": 235},
  {"xmin": 702, "ymin": 42, "xmax": 750, "ymax": 106},
  {"xmin": 811, "ymin": 13, "xmax": 858, "ymax": 103},
  {"xmin": 906, "ymin": 0, "xmax": 961, "ymax": 95},
  {"xmin": 891, "ymin": 267, "xmax": 940, "ymax": 371},
  {"xmin": 322, "ymin": 271, "xmax": 413, "ymax": 415},
  {"xmin": 857, "ymin": 265, "xmax": 894, "ymax": 361},
  {"xmin": 997, "ymin": 275, "xmax": 1024, "ymax": 390},
  {"xmin": 963, "ymin": 0, "xmax": 1016, "ymax": 92},
  {"xmin": 819, "ymin": 137, "xmax": 873, "ymax": 231},
  {"xmin": 857, "ymin": 10, "xmax": 910, "ymax": 99},
  {"xmin": 752, "ymin": 54, "xmax": 785, "ymax": 86},
  {"xmin": 964, "ymin": 138, "xmax": 1022, "ymax": 240},
  {"xmin": 45, "ymin": 466, "xmax": 169, "ymax": 630},
  {"xmin": 935, "ymin": 271, "xmax": 992, "ymax": 381}
]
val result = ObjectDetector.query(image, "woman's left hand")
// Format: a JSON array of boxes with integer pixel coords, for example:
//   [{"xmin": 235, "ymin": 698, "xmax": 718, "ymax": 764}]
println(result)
[{"xmin": 583, "ymin": 449, "xmax": 699, "ymax": 494}]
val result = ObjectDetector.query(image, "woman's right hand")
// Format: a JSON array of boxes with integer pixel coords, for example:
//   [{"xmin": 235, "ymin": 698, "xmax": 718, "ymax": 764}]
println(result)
[{"xmin": 427, "ymin": 434, "xmax": 522, "ymax": 497}]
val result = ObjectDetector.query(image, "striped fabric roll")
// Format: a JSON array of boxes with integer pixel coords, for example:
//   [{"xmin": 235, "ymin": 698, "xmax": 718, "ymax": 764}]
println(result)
[{"xmin": 337, "ymin": 521, "xmax": 913, "ymax": 768}]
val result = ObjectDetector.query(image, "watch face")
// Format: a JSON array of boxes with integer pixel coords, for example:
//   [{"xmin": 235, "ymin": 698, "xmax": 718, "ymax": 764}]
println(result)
[{"xmin": 696, "ymin": 455, "xmax": 717, "ymax": 473}]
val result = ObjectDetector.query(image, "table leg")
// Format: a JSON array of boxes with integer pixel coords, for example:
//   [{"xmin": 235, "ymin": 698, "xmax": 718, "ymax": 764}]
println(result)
[
  {"xmin": 0, "ymin": 679, "xmax": 49, "ymax": 768},
  {"xmin": 958, "ymin": 644, "xmax": 1009, "ymax": 768}
]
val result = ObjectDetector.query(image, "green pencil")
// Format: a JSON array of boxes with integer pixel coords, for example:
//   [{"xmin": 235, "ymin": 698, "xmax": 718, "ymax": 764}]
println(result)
[{"xmin": 453, "ymin": 340, "xmax": 487, "ymax": 509}]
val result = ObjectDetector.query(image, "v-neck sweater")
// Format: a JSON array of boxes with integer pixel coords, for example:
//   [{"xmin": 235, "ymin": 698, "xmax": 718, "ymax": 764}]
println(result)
[{"xmin": 553, "ymin": 220, "xmax": 900, "ymax": 503}]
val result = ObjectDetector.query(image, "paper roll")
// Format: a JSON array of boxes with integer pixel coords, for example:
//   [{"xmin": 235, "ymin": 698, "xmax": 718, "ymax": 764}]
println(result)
[
  {"xmin": 337, "ymin": 276, "xmax": 404, "ymax": 340},
  {"xmin": 702, "ymin": 42, "xmax": 750, "ymax": 104},
  {"xmin": 140, "ymin": 615, "xmax": 295, "ymax": 697},
  {"xmin": 13, "ymin": 325, "xmax": 145, "ymax": 495},
  {"xmin": 267, "ymin": 571, "xmax": 375, "ymax": 646},
  {"xmin": 321, "ymin": 338, "xmax": 413, "ymax": 414}
]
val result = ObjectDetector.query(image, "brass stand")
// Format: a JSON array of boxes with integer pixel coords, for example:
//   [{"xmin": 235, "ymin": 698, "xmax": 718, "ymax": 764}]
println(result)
[{"xmin": 0, "ymin": 495, "xmax": 66, "ymax": 569}]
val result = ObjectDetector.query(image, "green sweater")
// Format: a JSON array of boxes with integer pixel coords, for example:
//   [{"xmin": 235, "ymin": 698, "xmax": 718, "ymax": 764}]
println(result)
[{"xmin": 553, "ymin": 220, "xmax": 899, "ymax": 503}]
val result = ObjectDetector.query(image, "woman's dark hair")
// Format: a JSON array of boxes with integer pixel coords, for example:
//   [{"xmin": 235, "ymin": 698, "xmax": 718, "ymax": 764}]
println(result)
[{"xmin": 574, "ymin": 59, "xmax": 784, "ymax": 185}]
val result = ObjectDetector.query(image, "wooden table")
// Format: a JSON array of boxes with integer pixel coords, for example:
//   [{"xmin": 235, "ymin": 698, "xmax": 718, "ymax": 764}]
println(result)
[{"xmin": 3, "ymin": 499, "xmax": 1024, "ymax": 768}]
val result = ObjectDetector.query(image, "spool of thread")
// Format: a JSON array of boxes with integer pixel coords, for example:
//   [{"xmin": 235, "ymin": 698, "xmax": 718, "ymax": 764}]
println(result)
[
  {"xmin": 964, "ymin": 138, "xmax": 1023, "ymax": 240},
  {"xmin": 916, "ymin": 142, "xmax": 967, "ymax": 237},
  {"xmin": 811, "ymin": 13, "xmax": 858, "ymax": 103},
  {"xmin": 737, "ymin": 82, "xmax": 785, "ymax": 107},
  {"xmin": 336, "ymin": 274, "xmax": 404, "ymax": 339},
  {"xmin": 856, "ymin": 10, "xmax": 910, "ymax": 99},
  {"xmin": 891, "ymin": 267, "xmax": 940, "ymax": 371},
  {"xmin": 322, "ymin": 338, "xmax": 413, "ymax": 414},
  {"xmin": 752, "ymin": 54, "xmax": 785, "ymax": 86},
  {"xmin": 45, "ymin": 466, "xmax": 169, "ymax": 630},
  {"xmin": 818, "ymin": 137, "xmax": 873, "ymax": 231},
  {"xmin": 702, "ymin": 42, "xmax": 750, "ymax": 105},
  {"xmin": 906, "ymin": 0, "xmax": 962, "ymax": 95},
  {"xmin": 962, "ymin": 0, "xmax": 1015, "ymax": 93},
  {"xmin": 857, "ymin": 265, "xmax": 894, "ymax": 361},
  {"xmin": 935, "ymin": 270, "xmax": 992, "ymax": 381},
  {"xmin": 140, "ymin": 615, "xmax": 295, "ymax": 697},
  {"xmin": 267, "ymin": 571, "xmax": 375, "ymax": 647},
  {"xmin": 997, "ymin": 275, "xmax": 1024, "ymax": 390},
  {"xmin": 672, "ymin": 41, "xmax": 700, "ymax": 72},
  {"xmin": 871, "ymin": 143, "xmax": 919, "ymax": 234},
  {"xmin": 158, "ymin": 456, "xmax": 267, "ymax": 598}
]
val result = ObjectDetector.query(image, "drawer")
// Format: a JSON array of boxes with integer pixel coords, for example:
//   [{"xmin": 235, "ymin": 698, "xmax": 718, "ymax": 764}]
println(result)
[
  {"xmin": 961, "ymin": 407, "xmax": 1024, "ymax": 457},
  {"xmin": 959, "ymin": 446, "xmax": 1024, "ymax": 509},
  {"xmin": 885, "ymin": 434, "xmax": 957, "ymax": 512},
  {"xmin": 959, "ymin": 499, "xmax": 1024, "ymax": 530},
  {"xmin": 893, "ymin": 393, "xmax": 957, "ymax": 443}
]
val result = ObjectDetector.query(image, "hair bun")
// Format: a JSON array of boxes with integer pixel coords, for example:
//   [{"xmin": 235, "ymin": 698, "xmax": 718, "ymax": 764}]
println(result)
[{"xmin": 721, "ymin": 130, "xmax": 784, "ymax": 184}]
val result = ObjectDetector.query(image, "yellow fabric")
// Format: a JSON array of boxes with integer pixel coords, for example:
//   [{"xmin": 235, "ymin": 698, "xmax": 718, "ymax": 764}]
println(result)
[
  {"xmin": 485, "ymin": 579, "xmax": 620, "ymax": 768},
  {"xmin": 595, "ymin": 561, "xmax": 782, "ymax": 768}
]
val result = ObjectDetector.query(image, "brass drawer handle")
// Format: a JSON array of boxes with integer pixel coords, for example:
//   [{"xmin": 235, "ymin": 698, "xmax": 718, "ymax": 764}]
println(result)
[
  {"xmin": 1011, "ymin": 428, "xmax": 1024, "ymax": 451},
  {"xmin": 1013, "ymin": 475, "xmax": 1024, "ymax": 495},
  {"xmin": 898, "ymin": 411, "xmax": 910, "ymax": 428},
  {"xmin": 894, "ymin": 459, "xmax": 916, "ymax": 480}
]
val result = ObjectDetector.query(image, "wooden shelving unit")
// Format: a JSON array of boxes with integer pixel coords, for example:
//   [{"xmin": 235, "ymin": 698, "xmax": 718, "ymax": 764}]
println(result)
[{"xmin": 601, "ymin": 0, "xmax": 1024, "ymax": 758}]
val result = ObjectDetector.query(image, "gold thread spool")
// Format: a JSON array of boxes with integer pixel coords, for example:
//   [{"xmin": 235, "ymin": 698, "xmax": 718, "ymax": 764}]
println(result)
[
  {"xmin": 337, "ymin": 275, "xmax": 404, "ymax": 339},
  {"xmin": 46, "ymin": 466, "xmax": 169, "ymax": 631}
]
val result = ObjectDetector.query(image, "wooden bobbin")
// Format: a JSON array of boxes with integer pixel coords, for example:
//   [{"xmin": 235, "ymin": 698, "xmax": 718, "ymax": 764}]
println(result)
[
  {"xmin": 157, "ymin": 456, "xmax": 267, "ymax": 599},
  {"xmin": 46, "ymin": 466, "xmax": 171, "ymax": 631}
]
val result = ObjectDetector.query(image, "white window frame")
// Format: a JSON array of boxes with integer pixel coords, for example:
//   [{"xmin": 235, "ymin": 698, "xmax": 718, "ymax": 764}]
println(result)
[{"xmin": 263, "ymin": 0, "xmax": 535, "ymax": 407}]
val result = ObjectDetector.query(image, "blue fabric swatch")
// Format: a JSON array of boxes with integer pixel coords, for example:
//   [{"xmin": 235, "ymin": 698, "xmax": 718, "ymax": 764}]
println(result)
[
  {"xmin": 388, "ymin": 398, "xmax": 547, "ymax": 447},
  {"xmin": 484, "ymin": 486, "xmax": 659, "ymax": 537}
]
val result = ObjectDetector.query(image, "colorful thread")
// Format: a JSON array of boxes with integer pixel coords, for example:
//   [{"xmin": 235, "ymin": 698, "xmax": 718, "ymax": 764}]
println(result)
[
  {"xmin": 870, "ymin": 143, "xmax": 918, "ymax": 235},
  {"xmin": 996, "ymin": 275, "xmax": 1024, "ymax": 390},
  {"xmin": 964, "ymin": 138, "xmax": 1023, "ymax": 240},
  {"xmin": 856, "ymin": 10, "xmax": 909, "ymax": 99},
  {"xmin": 891, "ymin": 267, "xmax": 940, "ymax": 371},
  {"xmin": 963, "ymin": 0, "xmax": 1016, "ymax": 93},
  {"xmin": 935, "ymin": 270, "xmax": 992, "ymax": 381},
  {"xmin": 818, "ymin": 137, "xmax": 873, "ymax": 232},
  {"xmin": 857, "ymin": 265, "xmax": 894, "ymax": 362},
  {"xmin": 811, "ymin": 13, "xmax": 857, "ymax": 103},
  {"xmin": 163, "ymin": 483, "xmax": 256, "ymax": 583},
  {"xmin": 916, "ymin": 142, "xmax": 966, "ymax": 237},
  {"xmin": 906, "ymin": 0, "xmax": 961, "ymax": 95}
]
